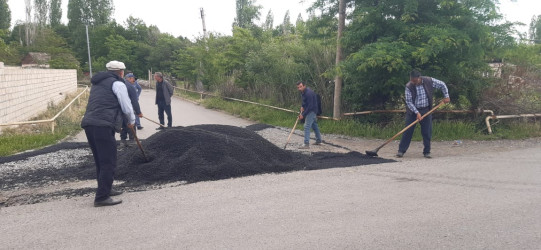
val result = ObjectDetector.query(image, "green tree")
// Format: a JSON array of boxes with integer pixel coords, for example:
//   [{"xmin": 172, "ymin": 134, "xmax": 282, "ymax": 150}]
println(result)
[
  {"xmin": 49, "ymin": 0, "xmax": 62, "ymax": 28},
  {"xmin": 67, "ymin": 0, "xmax": 113, "ymax": 27},
  {"xmin": 529, "ymin": 15, "xmax": 541, "ymax": 44},
  {"xmin": 233, "ymin": 0, "xmax": 262, "ymax": 29},
  {"xmin": 335, "ymin": 0, "xmax": 515, "ymax": 110},
  {"xmin": 148, "ymin": 34, "xmax": 188, "ymax": 72},
  {"xmin": 34, "ymin": 0, "xmax": 49, "ymax": 27},
  {"xmin": 0, "ymin": 0, "xmax": 10, "ymax": 29},
  {"xmin": 263, "ymin": 10, "xmax": 273, "ymax": 31}
]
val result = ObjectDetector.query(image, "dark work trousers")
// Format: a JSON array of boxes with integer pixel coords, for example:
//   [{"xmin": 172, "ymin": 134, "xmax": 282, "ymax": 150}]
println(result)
[
  {"xmin": 157, "ymin": 101, "xmax": 172, "ymax": 127},
  {"xmin": 398, "ymin": 107, "xmax": 433, "ymax": 155},
  {"xmin": 120, "ymin": 119, "xmax": 136, "ymax": 140},
  {"xmin": 84, "ymin": 126, "xmax": 117, "ymax": 202}
]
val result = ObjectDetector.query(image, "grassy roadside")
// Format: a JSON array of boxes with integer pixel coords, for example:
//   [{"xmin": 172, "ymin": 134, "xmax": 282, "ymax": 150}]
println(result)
[
  {"xmin": 0, "ymin": 89, "xmax": 88, "ymax": 157},
  {"xmin": 199, "ymin": 96, "xmax": 541, "ymax": 141}
]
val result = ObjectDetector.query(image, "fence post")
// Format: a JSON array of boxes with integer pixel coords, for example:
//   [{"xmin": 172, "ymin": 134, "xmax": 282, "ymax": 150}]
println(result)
[{"xmin": 51, "ymin": 121, "xmax": 55, "ymax": 134}]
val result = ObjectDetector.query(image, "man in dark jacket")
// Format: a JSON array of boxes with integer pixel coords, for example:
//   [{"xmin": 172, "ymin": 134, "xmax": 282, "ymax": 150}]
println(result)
[
  {"xmin": 154, "ymin": 72, "xmax": 174, "ymax": 129},
  {"xmin": 296, "ymin": 81, "xmax": 322, "ymax": 149},
  {"xmin": 120, "ymin": 73, "xmax": 143, "ymax": 146},
  {"xmin": 397, "ymin": 70, "xmax": 451, "ymax": 158},
  {"xmin": 81, "ymin": 60, "xmax": 135, "ymax": 207}
]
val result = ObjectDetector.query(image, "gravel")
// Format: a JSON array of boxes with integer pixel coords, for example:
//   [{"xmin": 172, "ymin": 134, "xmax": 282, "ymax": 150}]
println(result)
[{"xmin": 0, "ymin": 124, "xmax": 394, "ymax": 207}]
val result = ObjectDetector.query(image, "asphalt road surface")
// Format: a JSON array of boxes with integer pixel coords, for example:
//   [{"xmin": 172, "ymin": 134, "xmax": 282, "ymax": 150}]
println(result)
[{"xmin": 1, "ymin": 89, "xmax": 540, "ymax": 249}]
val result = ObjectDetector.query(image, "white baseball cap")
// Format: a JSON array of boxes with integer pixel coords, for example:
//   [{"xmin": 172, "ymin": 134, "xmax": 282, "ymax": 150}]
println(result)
[{"xmin": 106, "ymin": 60, "xmax": 126, "ymax": 70}]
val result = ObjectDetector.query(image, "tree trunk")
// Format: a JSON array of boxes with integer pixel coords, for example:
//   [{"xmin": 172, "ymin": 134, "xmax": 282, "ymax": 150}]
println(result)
[{"xmin": 333, "ymin": 0, "xmax": 346, "ymax": 119}]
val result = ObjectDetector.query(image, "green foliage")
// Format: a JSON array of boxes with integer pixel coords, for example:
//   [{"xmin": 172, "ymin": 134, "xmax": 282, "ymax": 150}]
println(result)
[
  {"xmin": 0, "ymin": 0, "xmax": 10, "ymax": 30},
  {"xmin": 49, "ymin": 0, "xmax": 63, "ymax": 28},
  {"xmin": 200, "ymin": 97, "xmax": 540, "ymax": 141},
  {"xmin": 233, "ymin": 0, "xmax": 262, "ymax": 29},
  {"xmin": 67, "ymin": 0, "xmax": 113, "ymax": 28},
  {"xmin": 530, "ymin": 15, "xmax": 541, "ymax": 44},
  {"xmin": 340, "ymin": 0, "xmax": 514, "ymax": 111},
  {"xmin": 148, "ymin": 34, "xmax": 188, "ymax": 72}
]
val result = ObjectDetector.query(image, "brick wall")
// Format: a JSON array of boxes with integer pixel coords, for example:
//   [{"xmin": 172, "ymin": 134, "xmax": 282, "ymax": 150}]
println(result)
[{"xmin": 0, "ymin": 65, "xmax": 77, "ymax": 124}]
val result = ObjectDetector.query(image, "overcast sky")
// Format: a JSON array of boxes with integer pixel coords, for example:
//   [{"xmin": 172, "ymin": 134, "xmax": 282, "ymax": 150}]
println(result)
[{"xmin": 7, "ymin": 0, "xmax": 541, "ymax": 39}]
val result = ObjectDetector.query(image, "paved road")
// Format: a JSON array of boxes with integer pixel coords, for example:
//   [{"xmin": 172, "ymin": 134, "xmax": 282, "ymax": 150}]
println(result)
[
  {"xmin": 69, "ymin": 89, "xmax": 253, "ymax": 142},
  {"xmin": 2, "ymin": 89, "xmax": 541, "ymax": 249}
]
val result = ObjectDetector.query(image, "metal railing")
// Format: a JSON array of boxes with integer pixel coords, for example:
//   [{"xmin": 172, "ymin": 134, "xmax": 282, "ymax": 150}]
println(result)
[
  {"xmin": 161, "ymin": 85, "xmax": 540, "ymax": 134},
  {"xmin": 485, "ymin": 114, "xmax": 541, "ymax": 134},
  {"xmin": 0, "ymin": 86, "xmax": 89, "ymax": 133}
]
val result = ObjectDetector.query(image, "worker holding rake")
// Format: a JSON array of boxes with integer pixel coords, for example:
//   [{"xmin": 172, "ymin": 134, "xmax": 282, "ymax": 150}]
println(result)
[
  {"xmin": 396, "ymin": 70, "xmax": 451, "ymax": 158},
  {"xmin": 296, "ymin": 81, "xmax": 322, "ymax": 149}
]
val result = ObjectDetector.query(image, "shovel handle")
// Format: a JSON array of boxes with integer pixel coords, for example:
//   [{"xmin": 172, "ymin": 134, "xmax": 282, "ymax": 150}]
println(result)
[{"xmin": 375, "ymin": 101, "xmax": 445, "ymax": 151}]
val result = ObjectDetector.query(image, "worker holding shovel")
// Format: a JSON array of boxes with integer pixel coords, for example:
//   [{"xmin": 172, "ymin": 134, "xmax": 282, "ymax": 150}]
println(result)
[{"xmin": 396, "ymin": 70, "xmax": 451, "ymax": 158}]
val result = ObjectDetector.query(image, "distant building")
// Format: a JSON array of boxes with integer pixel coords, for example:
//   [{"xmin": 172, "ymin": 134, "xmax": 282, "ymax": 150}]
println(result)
[{"xmin": 21, "ymin": 52, "xmax": 51, "ymax": 68}]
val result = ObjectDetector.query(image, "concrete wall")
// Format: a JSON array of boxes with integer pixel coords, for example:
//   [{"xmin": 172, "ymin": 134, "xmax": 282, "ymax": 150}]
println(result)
[{"xmin": 0, "ymin": 64, "xmax": 77, "ymax": 124}]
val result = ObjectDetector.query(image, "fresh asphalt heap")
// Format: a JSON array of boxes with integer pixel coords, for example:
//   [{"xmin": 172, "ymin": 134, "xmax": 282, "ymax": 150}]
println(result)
[{"xmin": 0, "ymin": 124, "xmax": 393, "ymax": 207}]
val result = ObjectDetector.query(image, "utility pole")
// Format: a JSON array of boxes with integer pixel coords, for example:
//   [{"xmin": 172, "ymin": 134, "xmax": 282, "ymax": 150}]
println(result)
[
  {"xmin": 333, "ymin": 0, "xmax": 346, "ymax": 120},
  {"xmin": 200, "ymin": 8, "xmax": 207, "ymax": 39},
  {"xmin": 86, "ymin": 25, "xmax": 93, "ymax": 77},
  {"xmin": 196, "ymin": 8, "xmax": 207, "ymax": 91}
]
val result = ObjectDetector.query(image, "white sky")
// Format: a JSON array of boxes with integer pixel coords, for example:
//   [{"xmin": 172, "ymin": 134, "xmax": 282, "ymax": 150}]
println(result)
[
  {"xmin": 7, "ymin": 0, "xmax": 316, "ymax": 39},
  {"xmin": 7, "ymin": 0, "xmax": 541, "ymax": 39}
]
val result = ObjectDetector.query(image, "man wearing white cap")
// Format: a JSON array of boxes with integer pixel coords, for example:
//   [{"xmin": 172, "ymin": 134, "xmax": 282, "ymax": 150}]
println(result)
[{"xmin": 81, "ymin": 60, "xmax": 136, "ymax": 207}]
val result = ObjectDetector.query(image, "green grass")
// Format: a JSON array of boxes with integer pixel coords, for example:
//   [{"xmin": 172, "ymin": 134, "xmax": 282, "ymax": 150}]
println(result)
[
  {"xmin": 202, "ymin": 97, "xmax": 541, "ymax": 141},
  {"xmin": 0, "ymin": 90, "xmax": 88, "ymax": 157}
]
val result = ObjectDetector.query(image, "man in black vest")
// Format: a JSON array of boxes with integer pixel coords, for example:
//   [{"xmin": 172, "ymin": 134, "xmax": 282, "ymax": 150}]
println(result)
[
  {"xmin": 397, "ymin": 70, "xmax": 450, "ymax": 158},
  {"xmin": 81, "ymin": 60, "xmax": 135, "ymax": 207}
]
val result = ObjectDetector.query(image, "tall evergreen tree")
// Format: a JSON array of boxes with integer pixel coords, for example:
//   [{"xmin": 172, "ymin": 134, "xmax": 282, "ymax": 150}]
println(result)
[
  {"xmin": 50, "ymin": 0, "xmax": 62, "ymax": 28},
  {"xmin": 233, "ymin": 0, "xmax": 261, "ymax": 29},
  {"xmin": 529, "ymin": 15, "xmax": 541, "ymax": 44},
  {"xmin": 263, "ymin": 10, "xmax": 273, "ymax": 31},
  {"xmin": 34, "ymin": 0, "xmax": 49, "ymax": 26},
  {"xmin": 68, "ymin": 0, "xmax": 113, "ymax": 27},
  {"xmin": 0, "ymin": 0, "xmax": 10, "ymax": 29}
]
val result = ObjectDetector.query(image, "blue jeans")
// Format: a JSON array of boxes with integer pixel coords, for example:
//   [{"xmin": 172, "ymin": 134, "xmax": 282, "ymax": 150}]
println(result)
[
  {"xmin": 135, "ymin": 116, "xmax": 141, "ymax": 127},
  {"xmin": 304, "ymin": 112, "xmax": 322, "ymax": 145},
  {"xmin": 398, "ymin": 108, "xmax": 433, "ymax": 154}
]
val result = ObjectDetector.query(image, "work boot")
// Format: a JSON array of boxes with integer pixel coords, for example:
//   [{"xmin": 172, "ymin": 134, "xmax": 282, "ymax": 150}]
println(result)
[
  {"xmin": 137, "ymin": 126, "xmax": 144, "ymax": 130},
  {"xmin": 396, "ymin": 152, "xmax": 404, "ymax": 158},
  {"xmin": 94, "ymin": 198, "xmax": 122, "ymax": 207},
  {"xmin": 314, "ymin": 140, "xmax": 322, "ymax": 145},
  {"xmin": 423, "ymin": 153, "xmax": 432, "ymax": 159},
  {"xmin": 110, "ymin": 190, "xmax": 123, "ymax": 196},
  {"xmin": 298, "ymin": 144, "xmax": 310, "ymax": 149},
  {"xmin": 156, "ymin": 126, "xmax": 165, "ymax": 130}
]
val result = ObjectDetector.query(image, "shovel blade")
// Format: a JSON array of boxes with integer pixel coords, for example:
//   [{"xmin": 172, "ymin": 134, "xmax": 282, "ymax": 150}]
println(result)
[{"xmin": 365, "ymin": 150, "xmax": 378, "ymax": 157}]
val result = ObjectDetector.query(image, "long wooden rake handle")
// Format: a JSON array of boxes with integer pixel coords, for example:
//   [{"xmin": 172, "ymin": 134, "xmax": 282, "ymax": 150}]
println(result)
[
  {"xmin": 142, "ymin": 116, "xmax": 166, "ymax": 128},
  {"xmin": 374, "ymin": 101, "xmax": 445, "ymax": 152},
  {"xmin": 284, "ymin": 116, "xmax": 300, "ymax": 149},
  {"xmin": 129, "ymin": 126, "xmax": 149, "ymax": 162}
]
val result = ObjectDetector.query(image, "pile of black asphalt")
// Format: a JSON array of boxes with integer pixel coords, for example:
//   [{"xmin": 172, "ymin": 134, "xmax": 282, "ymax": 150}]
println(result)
[
  {"xmin": 114, "ymin": 124, "xmax": 394, "ymax": 185},
  {"xmin": 1, "ymin": 124, "xmax": 393, "ymax": 206}
]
